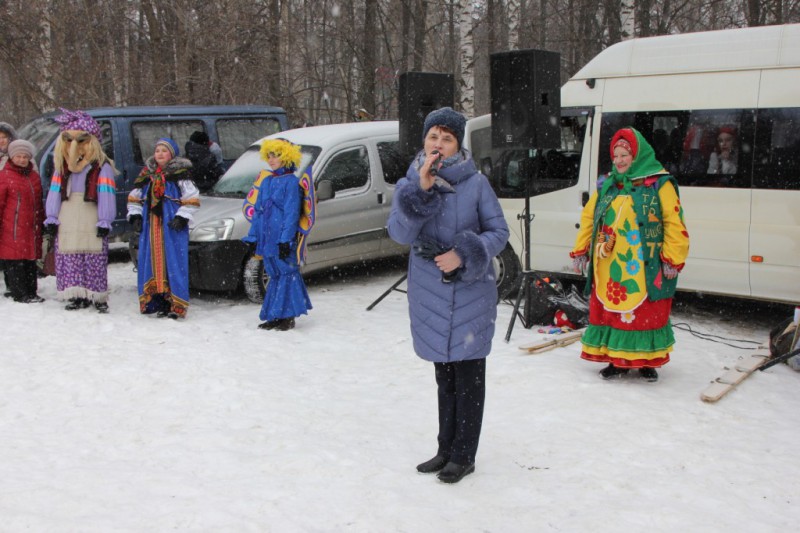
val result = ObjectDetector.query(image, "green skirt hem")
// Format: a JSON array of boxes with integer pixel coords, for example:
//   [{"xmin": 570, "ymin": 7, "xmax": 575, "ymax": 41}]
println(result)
[{"xmin": 582, "ymin": 322, "xmax": 675, "ymax": 353}]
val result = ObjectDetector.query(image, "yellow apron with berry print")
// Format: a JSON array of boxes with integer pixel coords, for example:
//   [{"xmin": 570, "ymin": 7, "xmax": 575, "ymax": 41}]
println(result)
[{"xmin": 592, "ymin": 194, "xmax": 648, "ymax": 315}]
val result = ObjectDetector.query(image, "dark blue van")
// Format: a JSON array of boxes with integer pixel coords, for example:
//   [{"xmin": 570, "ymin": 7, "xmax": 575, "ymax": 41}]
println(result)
[{"xmin": 17, "ymin": 105, "xmax": 288, "ymax": 237}]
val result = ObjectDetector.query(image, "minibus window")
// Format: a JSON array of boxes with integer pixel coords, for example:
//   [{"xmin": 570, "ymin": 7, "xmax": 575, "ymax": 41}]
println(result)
[
  {"xmin": 471, "ymin": 113, "xmax": 586, "ymax": 198},
  {"xmin": 217, "ymin": 118, "xmax": 283, "ymax": 161},
  {"xmin": 753, "ymin": 108, "xmax": 800, "ymax": 190},
  {"xmin": 601, "ymin": 110, "xmax": 752, "ymax": 189},
  {"xmin": 131, "ymin": 120, "xmax": 203, "ymax": 165},
  {"xmin": 98, "ymin": 121, "xmax": 114, "ymax": 162}
]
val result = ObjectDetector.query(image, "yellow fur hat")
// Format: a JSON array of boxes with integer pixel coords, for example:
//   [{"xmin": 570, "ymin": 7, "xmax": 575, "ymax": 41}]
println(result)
[{"xmin": 260, "ymin": 138, "xmax": 302, "ymax": 169}]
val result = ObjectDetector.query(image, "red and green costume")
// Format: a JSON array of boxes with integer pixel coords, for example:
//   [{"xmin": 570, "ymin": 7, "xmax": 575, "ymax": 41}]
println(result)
[{"xmin": 571, "ymin": 128, "xmax": 690, "ymax": 368}]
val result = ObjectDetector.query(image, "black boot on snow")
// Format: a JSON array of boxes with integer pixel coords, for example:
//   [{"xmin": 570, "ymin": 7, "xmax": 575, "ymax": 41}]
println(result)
[
  {"xmin": 437, "ymin": 462, "xmax": 475, "ymax": 484},
  {"xmin": 258, "ymin": 320, "xmax": 280, "ymax": 330},
  {"xmin": 639, "ymin": 367, "xmax": 659, "ymax": 382},
  {"xmin": 65, "ymin": 298, "xmax": 91, "ymax": 311},
  {"xmin": 275, "ymin": 318, "xmax": 295, "ymax": 331},
  {"xmin": 416, "ymin": 454, "xmax": 449, "ymax": 474},
  {"xmin": 599, "ymin": 363, "xmax": 629, "ymax": 380},
  {"xmin": 95, "ymin": 302, "xmax": 109, "ymax": 314}
]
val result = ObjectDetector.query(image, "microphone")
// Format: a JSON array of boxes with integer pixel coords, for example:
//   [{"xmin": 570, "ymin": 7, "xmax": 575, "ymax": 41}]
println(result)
[{"xmin": 429, "ymin": 150, "xmax": 443, "ymax": 176}]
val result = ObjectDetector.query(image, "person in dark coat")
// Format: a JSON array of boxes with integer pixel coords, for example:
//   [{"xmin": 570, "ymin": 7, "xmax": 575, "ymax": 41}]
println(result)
[
  {"xmin": 0, "ymin": 140, "xmax": 45, "ymax": 303},
  {"xmin": 185, "ymin": 131, "xmax": 224, "ymax": 193},
  {"xmin": 388, "ymin": 107, "xmax": 509, "ymax": 483}
]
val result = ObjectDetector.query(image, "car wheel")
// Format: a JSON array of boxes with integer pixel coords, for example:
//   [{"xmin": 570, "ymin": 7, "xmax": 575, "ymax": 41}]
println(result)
[
  {"xmin": 494, "ymin": 244, "xmax": 521, "ymax": 301},
  {"xmin": 243, "ymin": 254, "xmax": 270, "ymax": 304}
]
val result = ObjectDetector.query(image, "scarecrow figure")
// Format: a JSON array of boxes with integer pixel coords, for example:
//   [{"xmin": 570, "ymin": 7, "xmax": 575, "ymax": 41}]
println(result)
[{"xmin": 44, "ymin": 108, "xmax": 117, "ymax": 312}]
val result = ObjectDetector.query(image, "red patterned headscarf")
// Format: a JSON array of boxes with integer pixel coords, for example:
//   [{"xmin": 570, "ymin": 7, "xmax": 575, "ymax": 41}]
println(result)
[{"xmin": 610, "ymin": 128, "xmax": 638, "ymax": 159}]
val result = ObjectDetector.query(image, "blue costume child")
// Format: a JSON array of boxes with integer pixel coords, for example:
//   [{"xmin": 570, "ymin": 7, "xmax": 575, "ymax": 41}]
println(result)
[{"xmin": 243, "ymin": 139, "xmax": 312, "ymax": 331}]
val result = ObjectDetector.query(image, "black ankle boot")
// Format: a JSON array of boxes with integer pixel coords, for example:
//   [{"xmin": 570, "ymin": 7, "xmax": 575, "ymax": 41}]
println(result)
[
  {"xmin": 65, "ymin": 298, "xmax": 90, "ymax": 311},
  {"xmin": 275, "ymin": 318, "xmax": 295, "ymax": 331},
  {"xmin": 95, "ymin": 301, "xmax": 109, "ymax": 313},
  {"xmin": 258, "ymin": 320, "xmax": 280, "ymax": 330},
  {"xmin": 599, "ymin": 363, "xmax": 629, "ymax": 380},
  {"xmin": 416, "ymin": 455, "xmax": 449, "ymax": 474},
  {"xmin": 437, "ymin": 462, "xmax": 475, "ymax": 483},
  {"xmin": 639, "ymin": 367, "xmax": 659, "ymax": 382}
]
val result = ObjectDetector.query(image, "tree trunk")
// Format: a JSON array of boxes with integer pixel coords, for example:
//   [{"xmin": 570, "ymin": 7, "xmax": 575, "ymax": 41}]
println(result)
[
  {"xmin": 621, "ymin": 0, "xmax": 636, "ymax": 40},
  {"xmin": 412, "ymin": 0, "xmax": 427, "ymax": 71},
  {"xmin": 458, "ymin": 0, "xmax": 475, "ymax": 116},
  {"xmin": 360, "ymin": 0, "xmax": 377, "ymax": 115},
  {"xmin": 508, "ymin": 0, "xmax": 521, "ymax": 50}
]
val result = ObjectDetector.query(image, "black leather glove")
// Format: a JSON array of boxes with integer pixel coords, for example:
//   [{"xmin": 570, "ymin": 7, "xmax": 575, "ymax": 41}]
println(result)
[
  {"xmin": 129, "ymin": 214, "xmax": 143, "ymax": 233},
  {"xmin": 44, "ymin": 223, "xmax": 58, "ymax": 236},
  {"xmin": 413, "ymin": 236, "xmax": 449, "ymax": 261},
  {"xmin": 96, "ymin": 226, "xmax": 110, "ymax": 238},
  {"xmin": 168, "ymin": 216, "xmax": 188, "ymax": 231},
  {"xmin": 278, "ymin": 242, "xmax": 291, "ymax": 260}
]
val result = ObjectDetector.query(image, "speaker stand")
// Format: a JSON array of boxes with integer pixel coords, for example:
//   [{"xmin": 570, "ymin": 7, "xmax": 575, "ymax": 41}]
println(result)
[
  {"xmin": 504, "ymin": 150, "xmax": 541, "ymax": 342},
  {"xmin": 366, "ymin": 273, "xmax": 408, "ymax": 311}
]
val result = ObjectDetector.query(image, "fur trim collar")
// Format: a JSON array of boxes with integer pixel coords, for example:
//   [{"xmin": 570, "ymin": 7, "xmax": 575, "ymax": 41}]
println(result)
[{"xmin": 143, "ymin": 155, "xmax": 192, "ymax": 175}]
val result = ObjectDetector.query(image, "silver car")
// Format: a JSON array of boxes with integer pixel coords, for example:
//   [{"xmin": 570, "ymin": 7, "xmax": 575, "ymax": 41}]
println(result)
[{"xmin": 189, "ymin": 121, "xmax": 409, "ymax": 302}]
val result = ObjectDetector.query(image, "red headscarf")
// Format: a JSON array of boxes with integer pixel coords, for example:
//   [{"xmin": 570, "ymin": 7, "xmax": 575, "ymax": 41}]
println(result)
[{"xmin": 610, "ymin": 128, "xmax": 638, "ymax": 159}]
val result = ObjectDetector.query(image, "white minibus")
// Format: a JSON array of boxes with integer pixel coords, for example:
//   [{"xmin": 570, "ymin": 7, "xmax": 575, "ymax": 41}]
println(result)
[{"xmin": 466, "ymin": 23, "xmax": 800, "ymax": 304}]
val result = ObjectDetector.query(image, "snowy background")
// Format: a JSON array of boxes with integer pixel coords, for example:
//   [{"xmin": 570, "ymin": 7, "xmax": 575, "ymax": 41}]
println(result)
[{"xmin": 1, "ymin": 250, "xmax": 798, "ymax": 532}]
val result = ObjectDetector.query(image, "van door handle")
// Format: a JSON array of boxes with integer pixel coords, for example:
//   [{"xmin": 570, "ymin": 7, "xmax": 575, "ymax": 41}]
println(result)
[{"xmin": 377, "ymin": 192, "xmax": 384, "ymax": 204}]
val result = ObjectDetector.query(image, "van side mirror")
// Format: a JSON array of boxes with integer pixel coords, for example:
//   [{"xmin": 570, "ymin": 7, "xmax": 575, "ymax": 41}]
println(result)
[{"xmin": 317, "ymin": 180, "xmax": 335, "ymax": 201}]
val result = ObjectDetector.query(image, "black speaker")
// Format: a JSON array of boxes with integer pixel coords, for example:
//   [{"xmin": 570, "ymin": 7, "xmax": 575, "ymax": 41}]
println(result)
[
  {"xmin": 398, "ymin": 72, "xmax": 455, "ymax": 156},
  {"xmin": 490, "ymin": 49, "xmax": 561, "ymax": 149}
]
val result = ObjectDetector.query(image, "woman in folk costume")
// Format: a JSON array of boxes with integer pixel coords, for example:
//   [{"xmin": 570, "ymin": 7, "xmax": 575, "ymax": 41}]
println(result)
[
  {"xmin": 44, "ymin": 109, "xmax": 117, "ymax": 313},
  {"xmin": 242, "ymin": 138, "xmax": 312, "ymax": 331},
  {"xmin": 571, "ymin": 128, "xmax": 690, "ymax": 382},
  {"xmin": 127, "ymin": 138, "xmax": 199, "ymax": 319}
]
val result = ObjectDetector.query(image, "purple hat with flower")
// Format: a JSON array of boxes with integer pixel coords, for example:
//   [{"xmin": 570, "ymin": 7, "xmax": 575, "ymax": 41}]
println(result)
[{"xmin": 54, "ymin": 108, "xmax": 102, "ymax": 141}]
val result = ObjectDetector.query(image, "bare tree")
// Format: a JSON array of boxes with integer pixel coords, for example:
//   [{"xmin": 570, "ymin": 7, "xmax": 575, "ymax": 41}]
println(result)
[{"xmin": 459, "ymin": 0, "xmax": 476, "ymax": 116}]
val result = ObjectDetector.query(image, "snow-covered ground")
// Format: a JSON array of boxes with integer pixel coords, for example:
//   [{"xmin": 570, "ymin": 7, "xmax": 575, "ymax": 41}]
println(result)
[{"xmin": 1, "ymin": 253, "xmax": 798, "ymax": 532}]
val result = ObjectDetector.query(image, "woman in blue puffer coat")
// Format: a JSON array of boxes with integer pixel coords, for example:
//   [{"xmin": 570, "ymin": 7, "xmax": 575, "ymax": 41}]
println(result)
[{"xmin": 388, "ymin": 107, "xmax": 509, "ymax": 484}]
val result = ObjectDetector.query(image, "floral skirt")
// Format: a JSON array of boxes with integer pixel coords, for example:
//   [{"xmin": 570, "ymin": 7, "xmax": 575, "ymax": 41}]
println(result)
[{"xmin": 580, "ymin": 286, "xmax": 674, "ymax": 369}]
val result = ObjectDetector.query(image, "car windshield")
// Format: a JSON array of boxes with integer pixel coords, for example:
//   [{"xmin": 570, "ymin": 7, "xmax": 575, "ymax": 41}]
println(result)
[
  {"xmin": 16, "ymin": 116, "xmax": 60, "ymax": 159},
  {"xmin": 208, "ymin": 143, "xmax": 322, "ymax": 197}
]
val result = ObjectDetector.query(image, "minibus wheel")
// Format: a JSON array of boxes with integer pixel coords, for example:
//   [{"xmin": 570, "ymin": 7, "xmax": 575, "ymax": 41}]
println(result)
[{"xmin": 243, "ymin": 254, "xmax": 270, "ymax": 304}]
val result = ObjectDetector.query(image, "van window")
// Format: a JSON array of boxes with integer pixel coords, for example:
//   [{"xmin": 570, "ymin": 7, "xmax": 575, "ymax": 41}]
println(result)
[
  {"xmin": 377, "ymin": 141, "xmax": 407, "ymax": 185},
  {"xmin": 217, "ymin": 118, "xmax": 283, "ymax": 160},
  {"xmin": 131, "ymin": 120, "xmax": 203, "ymax": 165},
  {"xmin": 318, "ymin": 147, "xmax": 370, "ymax": 194},
  {"xmin": 753, "ymin": 108, "xmax": 800, "ymax": 190},
  {"xmin": 600, "ymin": 110, "xmax": 753, "ymax": 189},
  {"xmin": 471, "ymin": 113, "xmax": 586, "ymax": 198},
  {"xmin": 16, "ymin": 116, "xmax": 60, "ymax": 158}
]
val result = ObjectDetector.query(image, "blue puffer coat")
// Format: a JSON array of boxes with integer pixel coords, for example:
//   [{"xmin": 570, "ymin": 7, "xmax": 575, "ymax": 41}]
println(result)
[{"xmin": 388, "ymin": 150, "xmax": 509, "ymax": 363}]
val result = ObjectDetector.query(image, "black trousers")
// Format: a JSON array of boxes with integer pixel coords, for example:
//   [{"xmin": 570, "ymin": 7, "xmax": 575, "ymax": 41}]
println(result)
[
  {"xmin": 434, "ymin": 358, "xmax": 486, "ymax": 466},
  {"xmin": 4, "ymin": 259, "xmax": 38, "ymax": 300}
]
